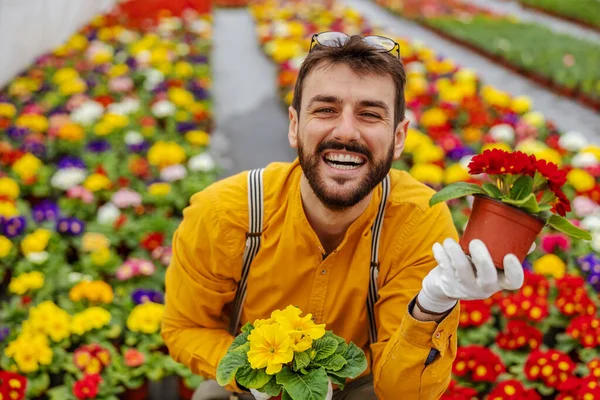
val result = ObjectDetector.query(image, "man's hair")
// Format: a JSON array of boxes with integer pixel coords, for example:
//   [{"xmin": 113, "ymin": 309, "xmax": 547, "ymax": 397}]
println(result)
[{"xmin": 291, "ymin": 35, "xmax": 407, "ymax": 129}]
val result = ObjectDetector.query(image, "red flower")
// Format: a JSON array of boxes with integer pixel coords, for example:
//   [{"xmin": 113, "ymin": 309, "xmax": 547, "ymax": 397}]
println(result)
[
  {"xmin": 500, "ymin": 293, "xmax": 548, "ymax": 322},
  {"xmin": 520, "ymin": 271, "xmax": 550, "ymax": 298},
  {"xmin": 468, "ymin": 149, "xmax": 510, "ymax": 175},
  {"xmin": 566, "ymin": 315, "xmax": 600, "ymax": 348},
  {"xmin": 487, "ymin": 379, "xmax": 541, "ymax": 400},
  {"xmin": 141, "ymin": 232, "xmax": 164, "ymax": 252},
  {"xmin": 535, "ymin": 159, "xmax": 567, "ymax": 190},
  {"xmin": 441, "ymin": 379, "xmax": 478, "ymax": 400},
  {"xmin": 524, "ymin": 349, "xmax": 575, "ymax": 390},
  {"xmin": 459, "ymin": 299, "xmax": 492, "ymax": 328},
  {"xmin": 453, "ymin": 345, "xmax": 505, "ymax": 383},
  {"xmin": 496, "ymin": 320, "xmax": 543, "ymax": 351},
  {"xmin": 73, "ymin": 374, "xmax": 102, "ymax": 400},
  {"xmin": 556, "ymin": 292, "xmax": 596, "ymax": 318},
  {"xmin": 94, "ymin": 95, "xmax": 114, "ymax": 107},
  {"xmin": 0, "ymin": 371, "xmax": 27, "ymax": 400}
]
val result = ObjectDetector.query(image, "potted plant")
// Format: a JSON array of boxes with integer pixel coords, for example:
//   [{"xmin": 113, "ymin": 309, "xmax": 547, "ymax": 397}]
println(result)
[{"xmin": 429, "ymin": 149, "xmax": 591, "ymax": 269}]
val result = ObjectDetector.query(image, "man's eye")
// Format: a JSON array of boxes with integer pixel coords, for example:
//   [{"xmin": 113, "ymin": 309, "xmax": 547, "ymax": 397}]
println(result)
[
  {"xmin": 316, "ymin": 108, "xmax": 335, "ymax": 114},
  {"xmin": 362, "ymin": 112, "xmax": 380, "ymax": 118}
]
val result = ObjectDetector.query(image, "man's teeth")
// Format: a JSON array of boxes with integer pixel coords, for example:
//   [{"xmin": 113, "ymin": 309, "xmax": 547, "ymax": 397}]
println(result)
[
  {"xmin": 327, "ymin": 162, "xmax": 359, "ymax": 170},
  {"xmin": 325, "ymin": 153, "xmax": 364, "ymax": 164}
]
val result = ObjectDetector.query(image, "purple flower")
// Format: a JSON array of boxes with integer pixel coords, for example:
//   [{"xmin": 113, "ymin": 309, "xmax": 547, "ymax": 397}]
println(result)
[
  {"xmin": 57, "ymin": 156, "xmax": 86, "ymax": 170},
  {"xmin": 501, "ymin": 113, "xmax": 519, "ymax": 126},
  {"xmin": 522, "ymin": 258, "xmax": 533, "ymax": 272},
  {"xmin": 22, "ymin": 141, "xmax": 46, "ymax": 158},
  {"xmin": 587, "ymin": 272, "xmax": 600, "ymax": 292},
  {"xmin": 56, "ymin": 217, "xmax": 85, "ymax": 236},
  {"xmin": 87, "ymin": 140, "xmax": 111, "ymax": 153},
  {"xmin": 177, "ymin": 122, "xmax": 196, "ymax": 134},
  {"xmin": 577, "ymin": 254, "xmax": 600, "ymax": 274},
  {"xmin": 188, "ymin": 55, "xmax": 208, "ymax": 64},
  {"xmin": 132, "ymin": 289, "xmax": 164, "ymax": 305},
  {"xmin": 0, "ymin": 327, "xmax": 9, "ymax": 342},
  {"xmin": 49, "ymin": 105, "xmax": 67, "ymax": 116},
  {"xmin": 128, "ymin": 141, "xmax": 149, "ymax": 154},
  {"xmin": 126, "ymin": 57, "xmax": 138, "ymax": 69},
  {"xmin": 152, "ymin": 82, "xmax": 168, "ymax": 94},
  {"xmin": 1, "ymin": 216, "xmax": 26, "ymax": 238},
  {"xmin": 32, "ymin": 200, "xmax": 60, "ymax": 223},
  {"xmin": 447, "ymin": 146, "xmax": 476, "ymax": 162},
  {"xmin": 7, "ymin": 126, "xmax": 28, "ymax": 141}
]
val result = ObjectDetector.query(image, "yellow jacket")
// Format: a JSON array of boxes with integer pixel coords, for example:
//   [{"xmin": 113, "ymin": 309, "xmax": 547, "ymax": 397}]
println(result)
[{"xmin": 161, "ymin": 158, "xmax": 460, "ymax": 399}]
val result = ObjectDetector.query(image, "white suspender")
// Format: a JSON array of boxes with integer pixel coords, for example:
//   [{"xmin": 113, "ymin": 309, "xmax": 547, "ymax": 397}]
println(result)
[
  {"xmin": 228, "ymin": 172, "xmax": 390, "ymax": 343},
  {"xmin": 228, "ymin": 168, "xmax": 264, "ymax": 335}
]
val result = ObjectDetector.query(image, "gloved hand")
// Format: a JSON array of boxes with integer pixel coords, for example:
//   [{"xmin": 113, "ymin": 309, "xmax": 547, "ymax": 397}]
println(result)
[
  {"xmin": 250, "ymin": 378, "xmax": 333, "ymax": 400},
  {"xmin": 417, "ymin": 238, "xmax": 532, "ymax": 314}
]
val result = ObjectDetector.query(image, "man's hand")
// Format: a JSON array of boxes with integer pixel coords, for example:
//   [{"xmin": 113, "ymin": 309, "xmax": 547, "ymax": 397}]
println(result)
[
  {"xmin": 250, "ymin": 378, "xmax": 333, "ymax": 400},
  {"xmin": 416, "ymin": 238, "xmax": 528, "ymax": 315}
]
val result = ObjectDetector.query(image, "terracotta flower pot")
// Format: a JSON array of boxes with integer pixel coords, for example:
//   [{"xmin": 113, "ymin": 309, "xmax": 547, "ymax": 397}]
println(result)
[
  {"xmin": 177, "ymin": 377, "xmax": 194, "ymax": 400},
  {"xmin": 122, "ymin": 380, "xmax": 149, "ymax": 400},
  {"xmin": 460, "ymin": 195, "xmax": 545, "ymax": 269}
]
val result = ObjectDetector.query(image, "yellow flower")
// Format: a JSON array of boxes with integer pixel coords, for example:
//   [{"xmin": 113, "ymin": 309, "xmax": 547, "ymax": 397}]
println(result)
[
  {"xmin": 109, "ymin": 64, "xmax": 129, "ymax": 77},
  {"xmin": 185, "ymin": 130, "xmax": 210, "ymax": 146},
  {"xmin": 150, "ymin": 47, "xmax": 171, "ymax": 64},
  {"xmin": 84, "ymin": 174, "xmax": 112, "ymax": 192},
  {"xmin": 58, "ymin": 123, "xmax": 85, "ymax": 141},
  {"xmin": 12, "ymin": 153, "xmax": 42, "ymax": 181},
  {"xmin": 103, "ymin": 113, "xmax": 129, "ymax": 129},
  {"xmin": 127, "ymin": 303, "xmax": 165, "ymax": 334},
  {"xmin": 405, "ymin": 77, "xmax": 428, "ymax": 98},
  {"xmin": 409, "ymin": 164, "xmax": 444, "ymax": 185},
  {"xmin": 272, "ymin": 305, "xmax": 326, "ymax": 340},
  {"xmin": 0, "ymin": 102, "xmax": 16, "ymax": 118},
  {"xmin": 481, "ymin": 142, "xmax": 512, "ymax": 153},
  {"xmin": 444, "ymin": 164, "xmax": 470, "ymax": 185},
  {"xmin": 168, "ymin": 87, "xmax": 195, "ymax": 108},
  {"xmin": 420, "ymin": 108, "xmax": 448, "ymax": 127},
  {"xmin": 482, "ymin": 86, "xmax": 511, "ymax": 108},
  {"xmin": 9, "ymin": 271, "xmax": 44, "ymax": 295},
  {"xmin": 0, "ymin": 201, "xmax": 18, "ymax": 218},
  {"xmin": 247, "ymin": 323, "xmax": 294, "ymax": 375},
  {"xmin": 5, "ymin": 333, "xmax": 53, "ymax": 373},
  {"xmin": 535, "ymin": 149, "xmax": 562, "ymax": 167},
  {"xmin": 69, "ymin": 280, "xmax": 114, "ymax": 304},
  {"xmin": 71, "ymin": 307, "xmax": 111, "ymax": 335},
  {"xmin": 510, "ymin": 96, "xmax": 531, "ymax": 114},
  {"xmin": 533, "ymin": 254, "xmax": 566, "ymax": 279},
  {"xmin": 28, "ymin": 302, "xmax": 72, "ymax": 342},
  {"xmin": 21, "ymin": 228, "xmax": 51, "ymax": 255},
  {"xmin": 174, "ymin": 61, "xmax": 194, "ymax": 78},
  {"xmin": 147, "ymin": 141, "xmax": 186, "ymax": 168},
  {"xmin": 462, "ymin": 127, "xmax": 482, "ymax": 144},
  {"xmin": 148, "ymin": 182, "xmax": 171, "ymax": 196},
  {"xmin": 413, "ymin": 144, "xmax": 445, "ymax": 164},
  {"xmin": 581, "ymin": 145, "xmax": 600, "ymax": 161},
  {"xmin": 0, "ymin": 177, "xmax": 20, "ymax": 199},
  {"xmin": 91, "ymin": 248, "xmax": 111, "ymax": 266},
  {"xmin": 522, "ymin": 111, "xmax": 545, "ymax": 128},
  {"xmin": 567, "ymin": 169, "xmax": 595, "ymax": 192},
  {"xmin": 0, "ymin": 236, "xmax": 12, "ymax": 258},
  {"xmin": 82, "ymin": 232, "xmax": 110, "ymax": 252},
  {"xmin": 66, "ymin": 34, "xmax": 88, "ymax": 52},
  {"xmin": 53, "ymin": 68, "xmax": 79, "ymax": 85},
  {"xmin": 15, "ymin": 114, "xmax": 48, "ymax": 133},
  {"xmin": 59, "ymin": 78, "xmax": 87, "ymax": 96},
  {"xmin": 403, "ymin": 129, "xmax": 432, "ymax": 154}
]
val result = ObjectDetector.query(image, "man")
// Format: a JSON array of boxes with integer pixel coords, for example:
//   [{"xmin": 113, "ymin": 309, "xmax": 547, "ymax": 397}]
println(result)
[{"xmin": 161, "ymin": 32, "xmax": 525, "ymax": 400}]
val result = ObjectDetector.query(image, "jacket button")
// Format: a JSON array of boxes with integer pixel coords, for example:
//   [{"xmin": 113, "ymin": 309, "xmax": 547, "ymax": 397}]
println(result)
[
  {"xmin": 321, "ymin": 269, "xmax": 327, "ymax": 275},
  {"xmin": 435, "ymin": 332, "xmax": 441, "ymax": 338}
]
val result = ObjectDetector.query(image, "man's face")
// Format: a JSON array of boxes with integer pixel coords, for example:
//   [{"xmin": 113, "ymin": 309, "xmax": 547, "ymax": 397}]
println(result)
[{"xmin": 288, "ymin": 63, "xmax": 407, "ymax": 210}]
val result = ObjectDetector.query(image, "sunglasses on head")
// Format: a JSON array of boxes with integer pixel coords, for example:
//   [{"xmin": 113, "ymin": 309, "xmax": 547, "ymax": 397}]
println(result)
[{"xmin": 309, "ymin": 31, "xmax": 400, "ymax": 58}]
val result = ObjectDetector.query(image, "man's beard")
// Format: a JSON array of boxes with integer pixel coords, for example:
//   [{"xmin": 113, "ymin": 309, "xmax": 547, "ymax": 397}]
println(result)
[{"xmin": 298, "ymin": 137, "xmax": 394, "ymax": 211}]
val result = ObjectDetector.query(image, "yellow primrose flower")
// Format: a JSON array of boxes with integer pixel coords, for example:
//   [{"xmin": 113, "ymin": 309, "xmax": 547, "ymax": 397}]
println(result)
[
  {"xmin": 567, "ymin": 169, "xmax": 595, "ymax": 193},
  {"xmin": 272, "ymin": 305, "xmax": 326, "ymax": 340},
  {"xmin": 291, "ymin": 334, "xmax": 313, "ymax": 353},
  {"xmin": 5, "ymin": 333, "xmax": 53, "ymax": 373},
  {"xmin": 71, "ymin": 307, "xmax": 111, "ymax": 336},
  {"xmin": 0, "ymin": 177, "xmax": 19, "ymax": 199},
  {"xmin": 58, "ymin": 123, "xmax": 85, "ymax": 141},
  {"xmin": 174, "ymin": 61, "xmax": 194, "ymax": 78},
  {"xmin": 405, "ymin": 77, "xmax": 428, "ymax": 98},
  {"xmin": 29, "ymin": 302, "xmax": 72, "ymax": 342},
  {"xmin": 409, "ymin": 164, "xmax": 444, "ymax": 185},
  {"xmin": 533, "ymin": 254, "xmax": 566, "ymax": 279},
  {"xmin": 534, "ymin": 148, "xmax": 562, "ymax": 167},
  {"xmin": 15, "ymin": 113, "xmax": 48, "ymax": 133},
  {"xmin": 438, "ymin": 84, "xmax": 463, "ymax": 104},
  {"xmin": 247, "ymin": 323, "xmax": 294, "ymax": 375},
  {"xmin": 581, "ymin": 145, "xmax": 600, "ymax": 161},
  {"xmin": 481, "ymin": 142, "xmax": 512, "ymax": 153},
  {"xmin": 91, "ymin": 248, "xmax": 111, "ymax": 266},
  {"xmin": 66, "ymin": 34, "xmax": 88, "ymax": 52},
  {"xmin": 91, "ymin": 49, "xmax": 113, "ymax": 65},
  {"xmin": 481, "ymin": 86, "xmax": 511, "ymax": 108},
  {"xmin": 510, "ymin": 96, "xmax": 531, "ymax": 114},
  {"xmin": 103, "ymin": 113, "xmax": 129, "ymax": 129},
  {"xmin": 522, "ymin": 111, "xmax": 545, "ymax": 128},
  {"xmin": 0, "ymin": 102, "xmax": 16, "ymax": 118},
  {"xmin": 413, "ymin": 144, "xmax": 445, "ymax": 164},
  {"xmin": 444, "ymin": 164, "xmax": 471, "ymax": 185},
  {"xmin": 109, "ymin": 64, "xmax": 129, "ymax": 78},
  {"xmin": 168, "ymin": 87, "xmax": 195, "ymax": 108},
  {"xmin": 69, "ymin": 280, "xmax": 114, "ymax": 304},
  {"xmin": 0, "ymin": 201, "xmax": 18, "ymax": 218},
  {"xmin": 53, "ymin": 67, "xmax": 79, "ymax": 85},
  {"xmin": 151, "ymin": 47, "xmax": 171, "ymax": 64},
  {"xmin": 82, "ymin": 232, "xmax": 110, "ymax": 252},
  {"xmin": 175, "ymin": 110, "xmax": 190, "ymax": 122},
  {"xmin": 21, "ymin": 229, "xmax": 51, "ymax": 255},
  {"xmin": 148, "ymin": 182, "xmax": 171, "ymax": 196},
  {"xmin": 403, "ymin": 129, "xmax": 432, "ymax": 154},
  {"xmin": 265, "ymin": 38, "xmax": 303, "ymax": 63},
  {"xmin": 84, "ymin": 174, "xmax": 112, "ymax": 192},
  {"xmin": 59, "ymin": 78, "xmax": 87, "ymax": 96},
  {"xmin": 462, "ymin": 127, "xmax": 482, "ymax": 144},
  {"xmin": 147, "ymin": 141, "xmax": 186, "ymax": 168},
  {"xmin": 9, "ymin": 271, "xmax": 44, "ymax": 295},
  {"xmin": 0, "ymin": 235, "xmax": 12, "ymax": 258},
  {"xmin": 12, "ymin": 153, "xmax": 42, "ymax": 181},
  {"xmin": 94, "ymin": 122, "xmax": 112, "ymax": 136},
  {"xmin": 127, "ymin": 302, "xmax": 165, "ymax": 334},
  {"xmin": 185, "ymin": 130, "xmax": 210, "ymax": 146},
  {"xmin": 420, "ymin": 108, "xmax": 448, "ymax": 127}
]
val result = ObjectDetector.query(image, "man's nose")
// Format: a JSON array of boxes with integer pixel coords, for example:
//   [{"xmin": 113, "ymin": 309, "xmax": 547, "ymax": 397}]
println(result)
[{"xmin": 332, "ymin": 108, "xmax": 360, "ymax": 142}]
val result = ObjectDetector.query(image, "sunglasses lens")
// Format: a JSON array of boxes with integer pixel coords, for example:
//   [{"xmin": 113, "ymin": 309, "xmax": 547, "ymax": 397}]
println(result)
[
  {"xmin": 364, "ymin": 36, "xmax": 396, "ymax": 52},
  {"xmin": 316, "ymin": 31, "xmax": 350, "ymax": 48}
]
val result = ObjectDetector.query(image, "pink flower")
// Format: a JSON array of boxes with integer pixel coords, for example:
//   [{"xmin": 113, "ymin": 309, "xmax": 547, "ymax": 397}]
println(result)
[
  {"xmin": 160, "ymin": 164, "xmax": 187, "ymax": 182},
  {"xmin": 151, "ymin": 246, "xmax": 172, "ymax": 266},
  {"xmin": 108, "ymin": 76, "xmax": 133, "ymax": 93},
  {"xmin": 116, "ymin": 262, "xmax": 134, "ymax": 281},
  {"xmin": 67, "ymin": 186, "xmax": 94, "ymax": 204},
  {"xmin": 573, "ymin": 196, "xmax": 600, "ymax": 217},
  {"xmin": 541, "ymin": 233, "xmax": 570, "ymax": 253},
  {"xmin": 138, "ymin": 260, "xmax": 156, "ymax": 276},
  {"xmin": 111, "ymin": 189, "xmax": 142, "ymax": 209},
  {"xmin": 515, "ymin": 120, "xmax": 538, "ymax": 141},
  {"xmin": 124, "ymin": 349, "xmax": 146, "ymax": 367},
  {"xmin": 66, "ymin": 94, "xmax": 89, "ymax": 111},
  {"xmin": 23, "ymin": 105, "xmax": 44, "ymax": 114}
]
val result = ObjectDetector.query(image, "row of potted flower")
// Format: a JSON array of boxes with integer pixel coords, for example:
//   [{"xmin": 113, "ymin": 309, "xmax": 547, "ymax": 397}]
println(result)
[
  {"xmin": 372, "ymin": 0, "xmax": 600, "ymax": 111},
  {"xmin": 518, "ymin": 0, "xmax": 600, "ymax": 32},
  {"xmin": 248, "ymin": 0, "xmax": 600, "ymax": 397},
  {"xmin": 0, "ymin": 4, "xmax": 217, "ymax": 399}
]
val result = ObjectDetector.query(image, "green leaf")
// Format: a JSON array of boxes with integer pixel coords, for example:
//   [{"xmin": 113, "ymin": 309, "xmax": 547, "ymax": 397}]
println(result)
[
  {"xmin": 262, "ymin": 377, "xmax": 283, "ymax": 397},
  {"xmin": 293, "ymin": 351, "xmax": 311, "ymax": 372},
  {"xmin": 236, "ymin": 363, "xmax": 271, "ymax": 389},
  {"xmin": 329, "ymin": 343, "xmax": 367, "ymax": 379},
  {"xmin": 482, "ymin": 183, "xmax": 503, "ymax": 199},
  {"xmin": 538, "ymin": 189, "xmax": 556, "ymax": 205},
  {"xmin": 509, "ymin": 175, "xmax": 533, "ymax": 200},
  {"xmin": 429, "ymin": 182, "xmax": 487, "ymax": 207},
  {"xmin": 241, "ymin": 323, "xmax": 255, "ymax": 333},
  {"xmin": 334, "ymin": 342, "xmax": 348, "ymax": 356},
  {"xmin": 532, "ymin": 171, "xmax": 547, "ymax": 191},
  {"xmin": 276, "ymin": 366, "xmax": 329, "ymax": 400},
  {"xmin": 320, "ymin": 354, "xmax": 347, "ymax": 372},
  {"xmin": 503, "ymin": 193, "xmax": 540, "ymax": 213},
  {"xmin": 228, "ymin": 331, "xmax": 250, "ymax": 352},
  {"xmin": 548, "ymin": 215, "xmax": 592, "ymax": 240},
  {"xmin": 216, "ymin": 349, "xmax": 248, "ymax": 386},
  {"xmin": 328, "ymin": 374, "xmax": 346, "ymax": 391},
  {"xmin": 313, "ymin": 337, "xmax": 339, "ymax": 362},
  {"xmin": 282, "ymin": 389, "xmax": 294, "ymax": 400}
]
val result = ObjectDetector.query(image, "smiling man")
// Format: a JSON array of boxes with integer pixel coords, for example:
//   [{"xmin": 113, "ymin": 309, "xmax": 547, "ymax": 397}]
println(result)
[{"xmin": 162, "ymin": 33, "xmax": 525, "ymax": 400}]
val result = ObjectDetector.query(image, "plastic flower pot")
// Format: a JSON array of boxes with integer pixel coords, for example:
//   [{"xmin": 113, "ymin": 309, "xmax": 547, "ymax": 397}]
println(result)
[
  {"xmin": 460, "ymin": 194, "xmax": 545, "ymax": 269},
  {"xmin": 121, "ymin": 380, "xmax": 149, "ymax": 400}
]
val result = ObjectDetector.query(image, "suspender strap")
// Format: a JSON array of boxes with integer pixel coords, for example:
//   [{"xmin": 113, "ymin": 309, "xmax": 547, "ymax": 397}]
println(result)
[
  {"xmin": 367, "ymin": 175, "xmax": 390, "ymax": 344},
  {"xmin": 229, "ymin": 168, "xmax": 264, "ymax": 335}
]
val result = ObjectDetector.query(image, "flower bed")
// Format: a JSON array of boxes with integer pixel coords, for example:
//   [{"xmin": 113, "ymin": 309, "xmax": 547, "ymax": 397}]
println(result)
[
  {"xmin": 372, "ymin": 0, "xmax": 600, "ymax": 111},
  {"xmin": 249, "ymin": 0, "xmax": 600, "ymax": 397},
  {"xmin": 518, "ymin": 0, "xmax": 600, "ymax": 33},
  {"xmin": 0, "ymin": 3, "xmax": 216, "ymax": 399}
]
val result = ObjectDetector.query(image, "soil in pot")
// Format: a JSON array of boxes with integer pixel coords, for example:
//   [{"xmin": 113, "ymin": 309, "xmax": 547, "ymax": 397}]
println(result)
[{"xmin": 460, "ymin": 195, "xmax": 544, "ymax": 269}]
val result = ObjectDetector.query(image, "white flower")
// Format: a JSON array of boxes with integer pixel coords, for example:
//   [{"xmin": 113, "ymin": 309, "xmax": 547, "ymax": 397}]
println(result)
[
  {"xmin": 136, "ymin": 50, "xmax": 151, "ymax": 66},
  {"xmin": 158, "ymin": 17, "xmax": 182, "ymax": 32},
  {"xmin": 70, "ymin": 100, "xmax": 104, "ymax": 125},
  {"xmin": 68, "ymin": 272, "xmax": 85, "ymax": 283},
  {"xmin": 124, "ymin": 130, "xmax": 144, "ymax": 145},
  {"xmin": 176, "ymin": 43, "xmax": 190, "ymax": 56},
  {"xmin": 143, "ymin": 68, "xmax": 164, "ymax": 91},
  {"xmin": 51, "ymin": 168, "xmax": 86, "ymax": 191},
  {"xmin": 573, "ymin": 196, "xmax": 600, "ymax": 218},
  {"xmin": 107, "ymin": 97, "xmax": 140, "ymax": 115},
  {"xmin": 581, "ymin": 215, "xmax": 600, "ymax": 232},
  {"xmin": 190, "ymin": 19, "xmax": 211, "ymax": 34},
  {"xmin": 188, "ymin": 153, "xmax": 215, "ymax": 172},
  {"xmin": 113, "ymin": 51, "xmax": 128, "ymax": 64},
  {"xmin": 118, "ymin": 29, "xmax": 138, "ymax": 44},
  {"xmin": 160, "ymin": 164, "xmax": 187, "ymax": 181},
  {"xmin": 405, "ymin": 109, "xmax": 415, "ymax": 125},
  {"xmin": 488, "ymin": 124, "xmax": 515, "ymax": 144},
  {"xmin": 558, "ymin": 131, "xmax": 588, "ymax": 152},
  {"xmin": 26, "ymin": 251, "xmax": 49, "ymax": 265},
  {"xmin": 406, "ymin": 61, "xmax": 426, "ymax": 74},
  {"xmin": 289, "ymin": 55, "xmax": 305, "ymax": 71},
  {"xmin": 97, "ymin": 203, "xmax": 120, "ymax": 225},
  {"xmin": 571, "ymin": 152, "xmax": 598, "ymax": 169},
  {"xmin": 273, "ymin": 21, "xmax": 290, "ymax": 37},
  {"xmin": 152, "ymin": 100, "xmax": 176, "ymax": 118},
  {"xmin": 591, "ymin": 232, "xmax": 600, "ymax": 253}
]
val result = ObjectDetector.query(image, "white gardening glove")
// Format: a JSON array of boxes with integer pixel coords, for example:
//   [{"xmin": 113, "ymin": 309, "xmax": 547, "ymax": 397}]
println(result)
[
  {"xmin": 417, "ymin": 238, "xmax": 530, "ymax": 314},
  {"xmin": 250, "ymin": 378, "xmax": 333, "ymax": 400}
]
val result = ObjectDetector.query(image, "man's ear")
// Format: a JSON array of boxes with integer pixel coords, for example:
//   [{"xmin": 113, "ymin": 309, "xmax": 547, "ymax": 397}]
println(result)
[
  {"xmin": 288, "ymin": 106, "xmax": 299, "ymax": 149},
  {"xmin": 393, "ymin": 118, "xmax": 409, "ymax": 159}
]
